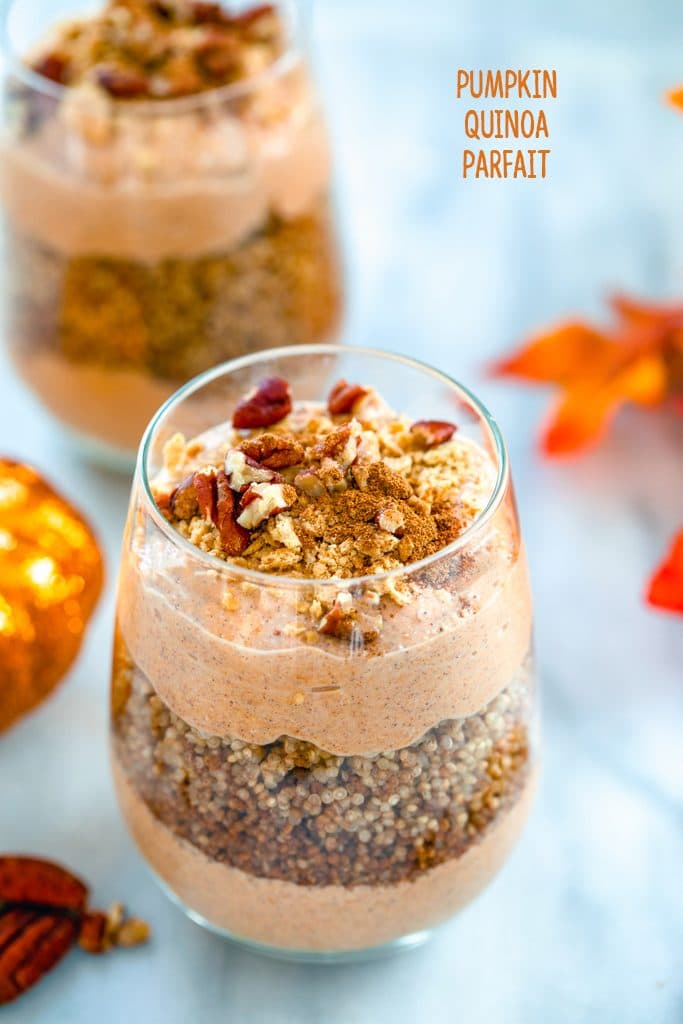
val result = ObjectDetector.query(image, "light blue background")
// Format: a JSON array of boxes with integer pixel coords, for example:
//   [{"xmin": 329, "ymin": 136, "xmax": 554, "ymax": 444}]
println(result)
[{"xmin": 1, "ymin": 1, "xmax": 682, "ymax": 1021}]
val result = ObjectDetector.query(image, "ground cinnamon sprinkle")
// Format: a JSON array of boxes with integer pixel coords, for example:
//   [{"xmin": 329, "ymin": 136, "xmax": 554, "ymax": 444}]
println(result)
[{"xmin": 295, "ymin": 471, "xmax": 438, "ymax": 569}]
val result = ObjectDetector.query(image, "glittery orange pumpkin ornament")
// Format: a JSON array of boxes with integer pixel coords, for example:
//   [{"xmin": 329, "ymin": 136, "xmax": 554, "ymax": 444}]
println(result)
[{"xmin": 0, "ymin": 459, "xmax": 103, "ymax": 732}]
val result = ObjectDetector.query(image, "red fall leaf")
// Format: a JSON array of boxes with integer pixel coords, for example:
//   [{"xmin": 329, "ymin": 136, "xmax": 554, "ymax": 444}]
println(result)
[
  {"xmin": 646, "ymin": 531, "xmax": 683, "ymax": 614},
  {"xmin": 492, "ymin": 293, "xmax": 683, "ymax": 616}
]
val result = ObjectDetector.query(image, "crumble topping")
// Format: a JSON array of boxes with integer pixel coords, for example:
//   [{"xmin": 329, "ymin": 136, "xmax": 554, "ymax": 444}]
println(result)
[
  {"xmin": 28, "ymin": 1, "xmax": 284, "ymax": 100},
  {"xmin": 153, "ymin": 377, "xmax": 497, "ymax": 594}
]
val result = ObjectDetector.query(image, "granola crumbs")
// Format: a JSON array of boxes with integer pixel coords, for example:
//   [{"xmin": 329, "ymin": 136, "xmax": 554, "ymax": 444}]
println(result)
[
  {"xmin": 28, "ymin": 1, "xmax": 285, "ymax": 100},
  {"xmin": 155, "ymin": 382, "xmax": 497, "ymax": 586}
]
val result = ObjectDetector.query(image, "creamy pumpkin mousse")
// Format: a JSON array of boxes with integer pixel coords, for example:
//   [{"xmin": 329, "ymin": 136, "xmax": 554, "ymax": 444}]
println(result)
[
  {"xmin": 1, "ymin": 0, "xmax": 341, "ymax": 458},
  {"xmin": 112, "ymin": 376, "xmax": 536, "ymax": 952}
]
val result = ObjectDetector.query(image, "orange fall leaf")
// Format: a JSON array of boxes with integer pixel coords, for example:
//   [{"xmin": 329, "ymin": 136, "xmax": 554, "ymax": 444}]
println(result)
[
  {"xmin": 492, "ymin": 295, "xmax": 682, "ymax": 456},
  {"xmin": 490, "ymin": 322, "xmax": 613, "ymax": 385},
  {"xmin": 666, "ymin": 86, "xmax": 683, "ymax": 111}
]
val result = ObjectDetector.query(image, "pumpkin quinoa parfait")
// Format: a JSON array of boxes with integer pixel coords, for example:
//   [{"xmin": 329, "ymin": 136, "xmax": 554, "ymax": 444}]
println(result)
[
  {"xmin": 0, "ymin": 0, "xmax": 342, "ymax": 464},
  {"xmin": 111, "ymin": 348, "xmax": 537, "ymax": 958}
]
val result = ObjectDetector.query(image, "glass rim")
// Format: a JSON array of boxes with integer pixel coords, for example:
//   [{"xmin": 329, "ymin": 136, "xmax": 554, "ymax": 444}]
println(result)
[
  {"xmin": 0, "ymin": 0, "xmax": 309, "ymax": 116},
  {"xmin": 138, "ymin": 343, "xmax": 511, "ymax": 590}
]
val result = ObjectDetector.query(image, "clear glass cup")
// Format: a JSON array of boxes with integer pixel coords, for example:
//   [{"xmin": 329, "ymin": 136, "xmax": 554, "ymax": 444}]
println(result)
[
  {"xmin": 111, "ymin": 344, "xmax": 537, "ymax": 962},
  {"xmin": 0, "ymin": 0, "xmax": 343, "ymax": 469}
]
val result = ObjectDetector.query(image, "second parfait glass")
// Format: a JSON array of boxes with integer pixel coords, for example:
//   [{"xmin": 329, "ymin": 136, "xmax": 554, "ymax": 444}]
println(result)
[
  {"xmin": 111, "ymin": 344, "xmax": 537, "ymax": 961},
  {"xmin": 0, "ymin": 0, "xmax": 343, "ymax": 467}
]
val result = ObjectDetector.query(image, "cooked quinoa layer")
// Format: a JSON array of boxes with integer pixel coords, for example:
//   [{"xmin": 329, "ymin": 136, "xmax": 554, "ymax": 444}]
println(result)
[
  {"xmin": 112, "ymin": 638, "xmax": 533, "ymax": 887},
  {"xmin": 6, "ymin": 200, "xmax": 342, "ymax": 381}
]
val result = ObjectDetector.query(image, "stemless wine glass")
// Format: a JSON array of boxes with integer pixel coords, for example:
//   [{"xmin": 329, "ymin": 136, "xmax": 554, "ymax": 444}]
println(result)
[
  {"xmin": 0, "ymin": 0, "xmax": 343, "ymax": 469},
  {"xmin": 111, "ymin": 344, "xmax": 538, "ymax": 962}
]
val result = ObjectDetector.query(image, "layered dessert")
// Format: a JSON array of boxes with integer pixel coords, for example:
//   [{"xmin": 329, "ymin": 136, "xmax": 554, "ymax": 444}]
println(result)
[
  {"xmin": 112, "ymin": 375, "xmax": 536, "ymax": 952},
  {"xmin": 1, "ymin": 1, "xmax": 342, "ymax": 457}
]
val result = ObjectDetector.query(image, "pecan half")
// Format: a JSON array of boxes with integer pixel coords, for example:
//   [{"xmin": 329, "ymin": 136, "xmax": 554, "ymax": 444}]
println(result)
[
  {"xmin": 0, "ymin": 856, "xmax": 149, "ymax": 1005},
  {"xmin": 214, "ymin": 471, "xmax": 251, "ymax": 555},
  {"xmin": 94, "ymin": 64, "xmax": 149, "ymax": 98},
  {"xmin": 239, "ymin": 434, "xmax": 304, "ymax": 469},
  {"xmin": 0, "ymin": 857, "xmax": 87, "ymax": 911},
  {"xmin": 233, "ymin": 378, "xmax": 292, "ymax": 429},
  {"xmin": 0, "ymin": 909, "xmax": 78, "ymax": 1005},
  {"xmin": 410, "ymin": 420, "xmax": 458, "ymax": 447},
  {"xmin": 327, "ymin": 380, "xmax": 369, "ymax": 416}
]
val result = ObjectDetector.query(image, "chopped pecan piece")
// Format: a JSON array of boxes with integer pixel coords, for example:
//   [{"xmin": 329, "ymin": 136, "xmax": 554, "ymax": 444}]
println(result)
[
  {"xmin": 317, "ymin": 461, "xmax": 348, "ymax": 494},
  {"xmin": 311, "ymin": 422, "xmax": 361, "ymax": 471},
  {"xmin": 168, "ymin": 470, "xmax": 220, "ymax": 523},
  {"xmin": 77, "ymin": 912, "xmax": 107, "ymax": 955},
  {"xmin": 318, "ymin": 596, "xmax": 381, "ymax": 643},
  {"xmin": 239, "ymin": 434, "xmax": 304, "ymax": 470},
  {"xmin": 190, "ymin": 1, "xmax": 226, "ymax": 22},
  {"xmin": 376, "ymin": 505, "xmax": 405, "ymax": 537},
  {"xmin": 327, "ymin": 380, "xmax": 369, "ymax": 416},
  {"xmin": 214, "ymin": 471, "xmax": 251, "ymax": 555},
  {"xmin": 318, "ymin": 603, "xmax": 354, "ymax": 639},
  {"xmin": 410, "ymin": 420, "xmax": 458, "ymax": 447},
  {"xmin": 194, "ymin": 30, "xmax": 240, "ymax": 77},
  {"xmin": 150, "ymin": 1, "xmax": 176, "ymax": 20},
  {"xmin": 233, "ymin": 3, "xmax": 277, "ymax": 30},
  {"xmin": 94, "ymin": 64, "xmax": 149, "ymax": 98},
  {"xmin": 32, "ymin": 53, "xmax": 68, "ymax": 84},
  {"xmin": 155, "ymin": 491, "xmax": 172, "ymax": 515},
  {"xmin": 225, "ymin": 449, "xmax": 279, "ymax": 491},
  {"xmin": 237, "ymin": 482, "xmax": 296, "ymax": 529},
  {"xmin": 294, "ymin": 468, "xmax": 325, "ymax": 498},
  {"xmin": 115, "ymin": 917, "xmax": 151, "ymax": 949},
  {"xmin": 79, "ymin": 904, "xmax": 149, "ymax": 955},
  {"xmin": 233, "ymin": 378, "xmax": 292, "ymax": 429},
  {"xmin": 169, "ymin": 474, "xmax": 199, "ymax": 519}
]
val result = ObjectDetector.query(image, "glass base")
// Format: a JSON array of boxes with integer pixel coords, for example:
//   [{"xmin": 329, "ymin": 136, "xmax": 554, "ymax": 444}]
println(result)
[{"xmin": 155, "ymin": 873, "xmax": 432, "ymax": 964}]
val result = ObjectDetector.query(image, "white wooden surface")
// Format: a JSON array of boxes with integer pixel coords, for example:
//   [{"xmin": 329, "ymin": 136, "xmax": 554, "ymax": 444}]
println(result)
[{"xmin": 1, "ymin": 1, "xmax": 682, "ymax": 1020}]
